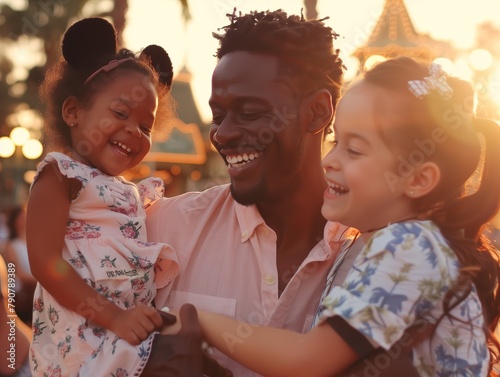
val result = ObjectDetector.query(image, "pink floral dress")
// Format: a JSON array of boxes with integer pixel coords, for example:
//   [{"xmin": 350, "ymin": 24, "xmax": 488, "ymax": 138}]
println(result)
[{"xmin": 29, "ymin": 152, "xmax": 178, "ymax": 377}]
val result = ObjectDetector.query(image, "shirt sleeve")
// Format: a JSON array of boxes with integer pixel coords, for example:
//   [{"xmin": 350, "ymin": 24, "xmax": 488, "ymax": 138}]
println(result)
[{"xmin": 317, "ymin": 222, "xmax": 454, "ymax": 350}]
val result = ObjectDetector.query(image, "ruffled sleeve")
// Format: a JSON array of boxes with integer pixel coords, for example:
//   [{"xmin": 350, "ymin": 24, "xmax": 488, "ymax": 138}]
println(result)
[
  {"xmin": 138, "ymin": 177, "xmax": 165, "ymax": 209},
  {"xmin": 31, "ymin": 152, "xmax": 95, "ymax": 202}
]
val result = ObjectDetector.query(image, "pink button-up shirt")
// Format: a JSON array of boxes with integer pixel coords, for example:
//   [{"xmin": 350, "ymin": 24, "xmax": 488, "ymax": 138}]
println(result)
[{"xmin": 146, "ymin": 184, "xmax": 346, "ymax": 377}]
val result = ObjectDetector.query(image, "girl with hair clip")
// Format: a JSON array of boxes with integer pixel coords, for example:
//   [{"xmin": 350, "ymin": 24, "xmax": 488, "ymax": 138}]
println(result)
[
  {"xmin": 26, "ymin": 18, "xmax": 180, "ymax": 377},
  {"xmin": 172, "ymin": 57, "xmax": 500, "ymax": 376}
]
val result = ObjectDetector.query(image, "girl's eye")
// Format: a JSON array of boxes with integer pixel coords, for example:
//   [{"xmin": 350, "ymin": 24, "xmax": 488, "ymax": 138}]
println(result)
[
  {"xmin": 332, "ymin": 139, "xmax": 362, "ymax": 156},
  {"xmin": 113, "ymin": 110, "xmax": 128, "ymax": 119},
  {"xmin": 347, "ymin": 148, "xmax": 362, "ymax": 157}
]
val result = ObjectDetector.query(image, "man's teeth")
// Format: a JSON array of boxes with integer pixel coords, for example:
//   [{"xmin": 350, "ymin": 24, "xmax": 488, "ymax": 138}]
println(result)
[
  {"xmin": 111, "ymin": 141, "xmax": 132, "ymax": 154},
  {"xmin": 226, "ymin": 152, "xmax": 261, "ymax": 167},
  {"xmin": 329, "ymin": 183, "xmax": 349, "ymax": 195}
]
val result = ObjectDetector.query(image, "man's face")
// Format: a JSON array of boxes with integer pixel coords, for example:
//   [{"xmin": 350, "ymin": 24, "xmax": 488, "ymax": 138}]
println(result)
[{"xmin": 209, "ymin": 51, "xmax": 306, "ymax": 205}]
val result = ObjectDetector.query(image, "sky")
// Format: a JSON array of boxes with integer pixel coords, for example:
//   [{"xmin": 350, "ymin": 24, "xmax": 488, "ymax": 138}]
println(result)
[{"xmin": 123, "ymin": 0, "xmax": 500, "ymax": 122}]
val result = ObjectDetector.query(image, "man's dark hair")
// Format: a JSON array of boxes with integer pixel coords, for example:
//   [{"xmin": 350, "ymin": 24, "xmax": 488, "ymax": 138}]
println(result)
[{"xmin": 213, "ymin": 9, "xmax": 345, "ymax": 108}]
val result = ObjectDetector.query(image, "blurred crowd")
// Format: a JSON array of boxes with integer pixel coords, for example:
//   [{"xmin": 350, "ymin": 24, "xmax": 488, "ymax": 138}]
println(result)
[{"xmin": 0, "ymin": 203, "xmax": 36, "ymax": 325}]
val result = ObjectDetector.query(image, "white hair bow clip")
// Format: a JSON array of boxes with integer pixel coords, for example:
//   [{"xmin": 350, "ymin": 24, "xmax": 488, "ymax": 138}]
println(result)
[{"xmin": 408, "ymin": 63, "xmax": 453, "ymax": 100}]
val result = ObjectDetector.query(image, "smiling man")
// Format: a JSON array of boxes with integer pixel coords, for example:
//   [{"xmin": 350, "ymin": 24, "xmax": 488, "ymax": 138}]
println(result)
[{"xmin": 146, "ymin": 9, "xmax": 345, "ymax": 376}]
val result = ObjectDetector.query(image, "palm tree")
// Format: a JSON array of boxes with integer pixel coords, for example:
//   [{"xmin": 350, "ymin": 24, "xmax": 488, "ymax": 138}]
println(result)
[{"xmin": 304, "ymin": 0, "xmax": 318, "ymax": 20}]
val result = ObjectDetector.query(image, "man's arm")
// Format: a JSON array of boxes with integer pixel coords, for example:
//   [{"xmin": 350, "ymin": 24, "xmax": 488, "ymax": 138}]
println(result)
[{"xmin": 141, "ymin": 305, "xmax": 232, "ymax": 377}]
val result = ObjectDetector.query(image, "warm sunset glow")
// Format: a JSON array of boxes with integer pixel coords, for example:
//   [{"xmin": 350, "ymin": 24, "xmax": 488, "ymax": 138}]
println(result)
[
  {"xmin": 124, "ymin": 0, "xmax": 500, "ymax": 122},
  {"xmin": 468, "ymin": 49, "xmax": 494, "ymax": 72},
  {"xmin": 364, "ymin": 55, "xmax": 387, "ymax": 71},
  {"xmin": 22, "ymin": 139, "xmax": 43, "ymax": 160},
  {"xmin": 10, "ymin": 126, "xmax": 30, "ymax": 146},
  {"xmin": 0, "ymin": 137, "xmax": 15, "ymax": 158}
]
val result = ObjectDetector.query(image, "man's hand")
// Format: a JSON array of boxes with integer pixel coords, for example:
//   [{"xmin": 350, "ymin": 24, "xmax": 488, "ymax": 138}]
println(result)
[{"xmin": 141, "ymin": 304, "xmax": 232, "ymax": 377}]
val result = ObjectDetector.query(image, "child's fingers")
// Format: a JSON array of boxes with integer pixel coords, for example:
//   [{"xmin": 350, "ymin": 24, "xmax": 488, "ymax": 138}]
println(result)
[
  {"xmin": 159, "ymin": 309, "xmax": 177, "ymax": 326},
  {"xmin": 124, "ymin": 331, "xmax": 141, "ymax": 345},
  {"xmin": 132, "ymin": 323, "xmax": 150, "ymax": 341},
  {"xmin": 144, "ymin": 305, "xmax": 164, "ymax": 329},
  {"xmin": 135, "ymin": 304, "xmax": 163, "ymax": 330}
]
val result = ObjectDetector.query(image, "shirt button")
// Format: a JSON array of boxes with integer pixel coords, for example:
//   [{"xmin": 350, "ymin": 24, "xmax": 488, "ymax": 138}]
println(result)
[
  {"xmin": 264, "ymin": 274, "xmax": 276, "ymax": 285},
  {"xmin": 242, "ymin": 231, "xmax": 248, "ymax": 238}
]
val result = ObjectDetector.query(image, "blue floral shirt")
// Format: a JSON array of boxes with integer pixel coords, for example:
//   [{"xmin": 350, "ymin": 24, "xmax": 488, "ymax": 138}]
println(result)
[{"xmin": 319, "ymin": 220, "xmax": 489, "ymax": 376}]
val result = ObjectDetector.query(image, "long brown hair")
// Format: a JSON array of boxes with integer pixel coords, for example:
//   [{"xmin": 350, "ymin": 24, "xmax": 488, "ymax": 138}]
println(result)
[{"xmin": 365, "ymin": 56, "xmax": 500, "ymax": 366}]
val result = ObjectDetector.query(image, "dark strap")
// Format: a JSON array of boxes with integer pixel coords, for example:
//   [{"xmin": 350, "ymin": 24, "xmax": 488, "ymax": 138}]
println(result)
[
  {"xmin": 335, "ymin": 322, "xmax": 435, "ymax": 377},
  {"xmin": 330, "ymin": 237, "xmax": 364, "ymax": 288}
]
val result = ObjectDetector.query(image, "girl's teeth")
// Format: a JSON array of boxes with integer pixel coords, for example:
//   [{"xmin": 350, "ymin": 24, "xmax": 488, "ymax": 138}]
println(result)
[
  {"xmin": 329, "ymin": 183, "xmax": 349, "ymax": 195},
  {"xmin": 112, "ymin": 141, "xmax": 132, "ymax": 153}
]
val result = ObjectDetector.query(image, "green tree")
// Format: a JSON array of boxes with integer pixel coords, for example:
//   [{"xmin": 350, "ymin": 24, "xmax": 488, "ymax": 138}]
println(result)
[
  {"xmin": 0, "ymin": 0, "xmax": 104, "ymax": 136},
  {"xmin": 0, "ymin": 0, "xmax": 125, "ymax": 208}
]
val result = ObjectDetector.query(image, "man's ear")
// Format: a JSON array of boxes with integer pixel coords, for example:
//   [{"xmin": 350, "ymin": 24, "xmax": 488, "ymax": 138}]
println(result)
[
  {"xmin": 62, "ymin": 96, "xmax": 80, "ymax": 126},
  {"xmin": 405, "ymin": 161, "xmax": 441, "ymax": 198},
  {"xmin": 302, "ymin": 89, "xmax": 334, "ymax": 134}
]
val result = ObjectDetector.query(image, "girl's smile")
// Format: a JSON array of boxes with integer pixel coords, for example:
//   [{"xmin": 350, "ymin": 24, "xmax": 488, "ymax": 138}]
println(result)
[
  {"xmin": 322, "ymin": 81, "xmax": 415, "ymax": 233},
  {"xmin": 67, "ymin": 71, "xmax": 158, "ymax": 176}
]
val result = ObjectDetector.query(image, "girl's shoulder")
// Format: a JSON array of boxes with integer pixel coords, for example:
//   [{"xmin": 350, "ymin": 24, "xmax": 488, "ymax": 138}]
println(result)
[
  {"xmin": 35, "ymin": 152, "xmax": 101, "ymax": 185},
  {"xmin": 370, "ymin": 220, "xmax": 443, "ymax": 243},
  {"xmin": 363, "ymin": 220, "xmax": 456, "ymax": 264}
]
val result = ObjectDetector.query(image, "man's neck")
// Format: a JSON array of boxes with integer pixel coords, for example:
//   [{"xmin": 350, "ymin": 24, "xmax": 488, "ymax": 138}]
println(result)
[
  {"xmin": 257, "ymin": 178, "xmax": 328, "ymax": 295},
  {"xmin": 257, "ymin": 169, "xmax": 327, "ymax": 236}
]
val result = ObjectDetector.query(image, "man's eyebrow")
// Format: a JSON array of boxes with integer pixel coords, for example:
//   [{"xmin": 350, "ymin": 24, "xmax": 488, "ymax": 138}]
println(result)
[{"xmin": 209, "ymin": 96, "xmax": 271, "ymax": 107}]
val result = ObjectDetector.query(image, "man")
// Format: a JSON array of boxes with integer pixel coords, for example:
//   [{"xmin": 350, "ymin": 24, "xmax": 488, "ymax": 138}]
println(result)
[{"xmin": 147, "ymin": 9, "xmax": 345, "ymax": 376}]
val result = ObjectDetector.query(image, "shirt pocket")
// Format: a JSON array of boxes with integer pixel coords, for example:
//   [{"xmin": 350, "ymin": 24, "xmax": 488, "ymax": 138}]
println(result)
[{"xmin": 168, "ymin": 289, "xmax": 236, "ymax": 316}]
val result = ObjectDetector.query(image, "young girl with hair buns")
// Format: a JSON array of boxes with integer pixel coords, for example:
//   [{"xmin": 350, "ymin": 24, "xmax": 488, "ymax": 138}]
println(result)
[
  {"xmin": 175, "ymin": 57, "xmax": 500, "ymax": 377},
  {"xmin": 26, "ymin": 18, "xmax": 179, "ymax": 377}
]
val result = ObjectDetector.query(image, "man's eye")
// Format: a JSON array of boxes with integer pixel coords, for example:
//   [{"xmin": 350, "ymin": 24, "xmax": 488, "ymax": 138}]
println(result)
[
  {"xmin": 239, "ymin": 112, "xmax": 263, "ymax": 121},
  {"xmin": 211, "ymin": 115, "xmax": 224, "ymax": 125},
  {"xmin": 141, "ymin": 125, "xmax": 152, "ymax": 135}
]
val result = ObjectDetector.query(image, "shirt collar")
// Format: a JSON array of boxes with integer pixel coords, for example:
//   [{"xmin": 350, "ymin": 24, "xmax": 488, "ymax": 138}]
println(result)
[
  {"xmin": 233, "ymin": 200, "xmax": 351, "ymax": 260},
  {"xmin": 234, "ymin": 202, "xmax": 267, "ymax": 243},
  {"xmin": 316, "ymin": 221, "xmax": 352, "ymax": 261}
]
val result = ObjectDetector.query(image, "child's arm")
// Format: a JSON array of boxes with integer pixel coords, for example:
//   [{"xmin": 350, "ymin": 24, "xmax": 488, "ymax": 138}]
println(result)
[
  {"xmin": 27, "ymin": 165, "xmax": 163, "ymax": 345},
  {"xmin": 196, "ymin": 309, "xmax": 358, "ymax": 377}
]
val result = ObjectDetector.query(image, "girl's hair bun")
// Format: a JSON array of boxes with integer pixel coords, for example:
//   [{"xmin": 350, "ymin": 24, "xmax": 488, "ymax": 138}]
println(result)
[
  {"xmin": 62, "ymin": 17, "xmax": 117, "ymax": 69},
  {"xmin": 141, "ymin": 44, "xmax": 174, "ymax": 89}
]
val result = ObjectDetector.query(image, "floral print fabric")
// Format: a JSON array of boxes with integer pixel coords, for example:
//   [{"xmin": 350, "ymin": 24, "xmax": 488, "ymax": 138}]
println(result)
[
  {"xmin": 30, "ymin": 152, "xmax": 178, "ymax": 377},
  {"xmin": 319, "ymin": 220, "xmax": 488, "ymax": 376}
]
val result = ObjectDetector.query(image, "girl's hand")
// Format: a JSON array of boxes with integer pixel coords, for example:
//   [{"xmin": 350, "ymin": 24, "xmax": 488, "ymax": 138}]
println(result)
[{"xmin": 110, "ymin": 303, "xmax": 164, "ymax": 345}]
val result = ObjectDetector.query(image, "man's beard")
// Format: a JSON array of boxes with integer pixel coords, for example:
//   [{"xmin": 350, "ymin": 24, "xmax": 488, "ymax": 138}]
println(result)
[{"xmin": 229, "ymin": 180, "xmax": 267, "ymax": 206}]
